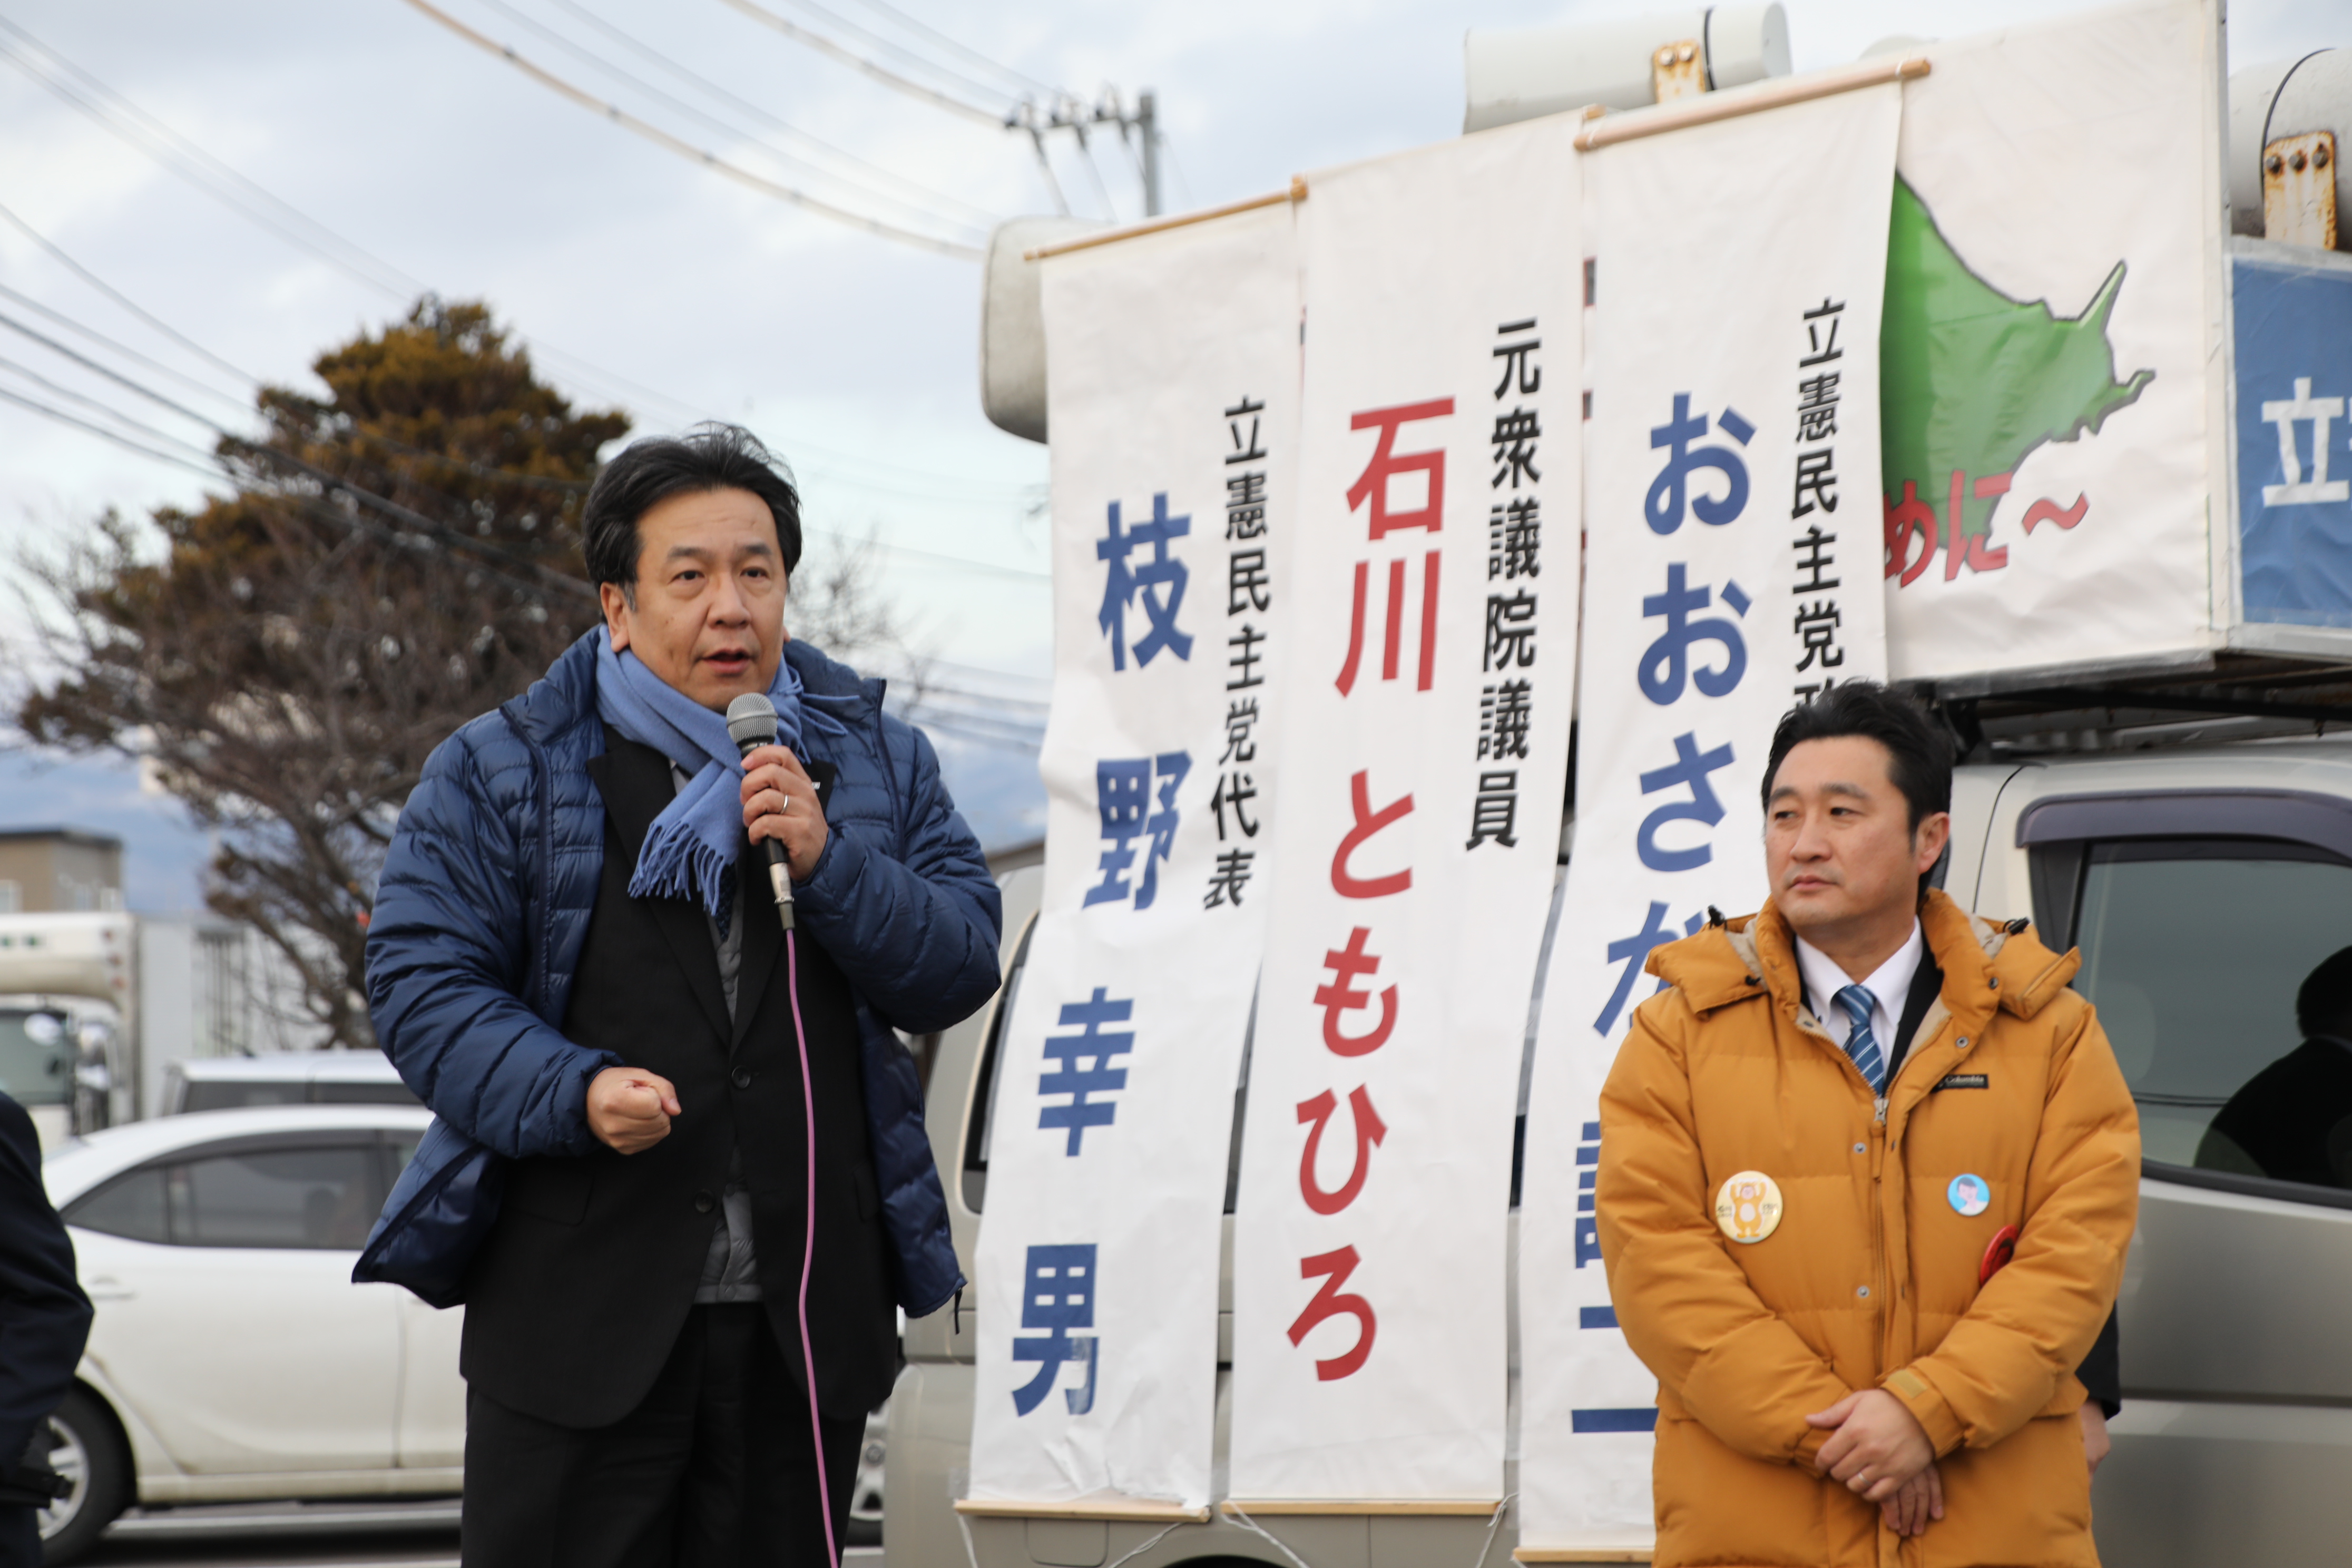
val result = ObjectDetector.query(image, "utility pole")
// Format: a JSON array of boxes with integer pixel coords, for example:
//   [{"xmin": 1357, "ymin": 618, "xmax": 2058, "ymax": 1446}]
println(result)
[
  {"xmin": 1011, "ymin": 88, "xmax": 1163, "ymax": 218},
  {"xmin": 1139, "ymin": 90, "xmax": 1162, "ymax": 217}
]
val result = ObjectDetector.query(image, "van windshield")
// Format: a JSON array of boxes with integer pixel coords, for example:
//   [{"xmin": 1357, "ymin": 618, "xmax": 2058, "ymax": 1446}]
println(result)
[{"xmin": 2071, "ymin": 840, "xmax": 2352, "ymax": 1185}]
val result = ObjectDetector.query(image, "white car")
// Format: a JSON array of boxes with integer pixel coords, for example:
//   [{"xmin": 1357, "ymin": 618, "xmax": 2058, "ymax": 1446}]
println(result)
[
  {"xmin": 161, "ymin": 1052, "xmax": 420, "ymax": 1114},
  {"xmin": 35, "ymin": 1105, "xmax": 460, "ymax": 1562}
]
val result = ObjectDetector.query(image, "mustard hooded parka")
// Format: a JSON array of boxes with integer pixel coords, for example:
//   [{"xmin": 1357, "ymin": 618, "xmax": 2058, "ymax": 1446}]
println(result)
[{"xmin": 1596, "ymin": 889, "xmax": 2140, "ymax": 1568}]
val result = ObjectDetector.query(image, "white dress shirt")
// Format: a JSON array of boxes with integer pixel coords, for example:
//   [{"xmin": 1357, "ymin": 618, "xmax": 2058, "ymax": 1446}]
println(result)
[{"xmin": 1794, "ymin": 919, "xmax": 1925, "ymax": 1060}]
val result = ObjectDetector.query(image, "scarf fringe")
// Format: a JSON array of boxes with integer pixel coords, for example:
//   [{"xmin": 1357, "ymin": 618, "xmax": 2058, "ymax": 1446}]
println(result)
[{"xmin": 628, "ymin": 804, "xmax": 738, "ymax": 929}]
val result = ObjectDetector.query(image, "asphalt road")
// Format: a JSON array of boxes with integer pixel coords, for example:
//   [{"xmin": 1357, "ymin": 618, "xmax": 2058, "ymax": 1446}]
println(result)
[
  {"xmin": 72, "ymin": 1503, "xmax": 888, "ymax": 1567},
  {"xmin": 75, "ymin": 1501, "xmax": 459, "ymax": 1567}
]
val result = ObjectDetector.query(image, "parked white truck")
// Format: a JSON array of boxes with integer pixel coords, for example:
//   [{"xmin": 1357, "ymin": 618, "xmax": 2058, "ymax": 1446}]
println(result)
[{"xmin": 0, "ymin": 910, "xmax": 287, "ymax": 1142}]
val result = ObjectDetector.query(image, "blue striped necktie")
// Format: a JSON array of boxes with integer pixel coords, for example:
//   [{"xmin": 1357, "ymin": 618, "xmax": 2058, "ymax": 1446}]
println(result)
[{"xmin": 1833, "ymin": 984, "xmax": 1886, "ymax": 1092}]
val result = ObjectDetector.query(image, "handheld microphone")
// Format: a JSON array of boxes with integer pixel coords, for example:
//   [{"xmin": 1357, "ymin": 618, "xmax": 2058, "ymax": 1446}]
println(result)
[{"xmin": 725, "ymin": 692, "xmax": 796, "ymax": 931}]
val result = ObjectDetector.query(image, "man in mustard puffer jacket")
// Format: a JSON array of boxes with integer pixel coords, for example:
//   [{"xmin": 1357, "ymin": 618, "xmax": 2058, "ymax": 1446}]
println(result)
[{"xmin": 1599, "ymin": 683, "xmax": 2139, "ymax": 1567}]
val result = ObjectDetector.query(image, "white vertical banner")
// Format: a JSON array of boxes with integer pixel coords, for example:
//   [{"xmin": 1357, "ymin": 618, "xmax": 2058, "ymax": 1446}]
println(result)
[
  {"xmin": 1228, "ymin": 116, "xmax": 1581, "ymax": 1504},
  {"xmin": 968, "ymin": 204, "xmax": 1299, "ymax": 1511},
  {"xmin": 1880, "ymin": 0, "xmax": 2222, "ymax": 681},
  {"xmin": 1517, "ymin": 86, "xmax": 1899, "ymax": 1549}
]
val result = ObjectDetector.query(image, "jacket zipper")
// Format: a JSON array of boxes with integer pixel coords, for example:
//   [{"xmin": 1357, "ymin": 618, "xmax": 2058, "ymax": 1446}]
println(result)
[
  {"xmin": 1870, "ymin": 1093, "xmax": 1888, "ymax": 1363},
  {"xmin": 1881, "ymin": 1091, "xmax": 1900, "ymax": 1568}
]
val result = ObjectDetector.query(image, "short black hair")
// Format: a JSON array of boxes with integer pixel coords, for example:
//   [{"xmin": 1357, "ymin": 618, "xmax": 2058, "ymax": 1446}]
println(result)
[
  {"xmin": 2298, "ymin": 946, "xmax": 2352, "ymax": 1038},
  {"xmin": 582, "ymin": 424, "xmax": 802, "ymax": 597},
  {"xmin": 1761, "ymin": 681, "xmax": 1954, "ymax": 832}
]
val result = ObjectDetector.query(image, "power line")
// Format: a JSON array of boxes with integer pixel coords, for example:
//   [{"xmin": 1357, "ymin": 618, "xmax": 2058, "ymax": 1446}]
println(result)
[
  {"xmin": 0, "ymin": 194, "xmax": 261, "ymax": 389},
  {"xmin": 842, "ymin": 542, "xmax": 1046, "ymax": 581},
  {"xmin": 837, "ymin": 0, "xmax": 1061, "ymax": 99},
  {"xmin": 924, "ymin": 655, "xmax": 1051, "ymax": 688},
  {"xmin": 715, "ymin": 0, "xmax": 1009, "ymax": 124},
  {"xmin": 1161, "ymin": 132, "xmax": 1198, "ymax": 211},
  {"xmin": 0, "ymin": 268, "xmax": 1047, "ymax": 604},
  {"xmin": 0, "ymin": 19, "xmax": 425, "ymax": 300},
  {"xmin": 0, "ymin": 245, "xmax": 605, "ymax": 496},
  {"xmin": 0, "ymin": 352, "xmax": 1047, "ymax": 662},
  {"xmin": 0, "ymin": 288, "xmax": 1048, "ymax": 584},
  {"xmin": 0, "ymin": 17, "xmax": 1046, "ymax": 562},
  {"xmin": 0, "ymin": 262, "xmax": 1051, "ymax": 582},
  {"xmin": 777, "ymin": 0, "xmax": 1046, "ymax": 102},
  {"xmin": 541, "ymin": 0, "xmax": 1001, "ymax": 229},
  {"xmin": 397, "ymin": 0, "xmax": 983, "ymax": 258},
  {"xmin": 903, "ymin": 692, "xmax": 1043, "ymax": 729},
  {"xmin": 0, "ymin": 278, "xmax": 251, "ymax": 414},
  {"xmin": 0, "ymin": 373, "xmax": 580, "ymax": 606},
  {"xmin": 472, "ymin": 0, "xmax": 993, "ymax": 238},
  {"xmin": 0, "ymin": 358, "xmax": 224, "ymax": 466},
  {"xmin": 0, "ymin": 381, "xmax": 225, "ymax": 479},
  {"xmin": 900, "ymin": 715, "xmax": 1042, "ymax": 752},
  {"xmin": 899, "ymin": 704, "xmax": 1044, "ymax": 750},
  {"xmin": 1065, "ymin": 122, "xmax": 1121, "ymax": 222},
  {"xmin": 0, "ymin": 307, "xmax": 249, "ymax": 440},
  {"xmin": 912, "ymin": 679, "xmax": 1049, "ymax": 713},
  {"xmin": 0, "ymin": 305, "xmax": 602, "ymax": 596},
  {"xmin": 0, "ymin": 18, "xmax": 1028, "ymax": 502},
  {"xmin": 0, "ymin": 18, "xmax": 714, "ymax": 433}
]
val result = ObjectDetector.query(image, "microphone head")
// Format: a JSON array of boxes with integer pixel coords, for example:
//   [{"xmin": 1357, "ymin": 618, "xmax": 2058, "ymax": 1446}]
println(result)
[{"xmin": 725, "ymin": 692, "xmax": 779, "ymax": 754}]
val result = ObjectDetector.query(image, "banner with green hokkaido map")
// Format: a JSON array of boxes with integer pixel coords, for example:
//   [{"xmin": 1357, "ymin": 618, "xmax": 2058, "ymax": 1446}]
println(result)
[{"xmin": 1879, "ymin": 0, "xmax": 2226, "ymax": 682}]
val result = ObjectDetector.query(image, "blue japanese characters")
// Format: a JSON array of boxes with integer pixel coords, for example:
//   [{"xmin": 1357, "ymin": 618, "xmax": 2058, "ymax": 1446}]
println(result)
[
  {"xmin": 1011, "ymin": 1244, "xmax": 1100, "ymax": 1417},
  {"xmin": 1083, "ymin": 752, "xmax": 1189, "ymax": 910},
  {"xmin": 1037, "ymin": 989, "xmax": 1135, "ymax": 1156},
  {"xmin": 1096, "ymin": 494, "xmax": 1193, "ymax": 669},
  {"xmin": 1645, "ymin": 394, "xmax": 1754, "ymax": 533}
]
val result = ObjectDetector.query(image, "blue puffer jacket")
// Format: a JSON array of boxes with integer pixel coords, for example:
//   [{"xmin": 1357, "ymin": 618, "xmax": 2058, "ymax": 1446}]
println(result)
[{"xmin": 359, "ymin": 630, "xmax": 997, "ymax": 1317}]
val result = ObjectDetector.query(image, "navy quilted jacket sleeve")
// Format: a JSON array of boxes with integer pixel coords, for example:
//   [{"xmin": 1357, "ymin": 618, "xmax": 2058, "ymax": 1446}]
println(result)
[
  {"xmin": 366, "ymin": 718, "xmax": 620, "ymax": 1160},
  {"xmin": 795, "ymin": 717, "xmax": 1001, "ymax": 1034}
]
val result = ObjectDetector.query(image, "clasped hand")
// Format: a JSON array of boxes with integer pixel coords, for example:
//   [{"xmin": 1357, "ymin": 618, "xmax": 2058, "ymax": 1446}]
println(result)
[{"xmin": 1806, "ymin": 1389, "xmax": 1939, "ymax": 1535}]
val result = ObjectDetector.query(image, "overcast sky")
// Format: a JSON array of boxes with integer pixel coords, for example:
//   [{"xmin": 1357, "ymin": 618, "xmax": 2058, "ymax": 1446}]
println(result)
[{"xmin": 0, "ymin": 0, "xmax": 2336, "ymax": 908}]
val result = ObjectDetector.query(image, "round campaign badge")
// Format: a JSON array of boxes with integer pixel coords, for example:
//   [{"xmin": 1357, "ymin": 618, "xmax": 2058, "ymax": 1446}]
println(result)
[
  {"xmin": 1948, "ymin": 1173, "xmax": 1992, "ymax": 1217},
  {"xmin": 1713, "ymin": 1171, "xmax": 1783, "ymax": 1244}
]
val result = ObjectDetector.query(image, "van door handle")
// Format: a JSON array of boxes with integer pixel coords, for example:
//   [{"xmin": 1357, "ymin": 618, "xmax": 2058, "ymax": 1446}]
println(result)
[{"xmin": 84, "ymin": 1277, "xmax": 135, "ymax": 1302}]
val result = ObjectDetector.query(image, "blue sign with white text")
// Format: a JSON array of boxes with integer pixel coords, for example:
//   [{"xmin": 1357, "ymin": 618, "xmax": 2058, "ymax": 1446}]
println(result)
[{"xmin": 2235, "ymin": 253, "xmax": 2352, "ymax": 627}]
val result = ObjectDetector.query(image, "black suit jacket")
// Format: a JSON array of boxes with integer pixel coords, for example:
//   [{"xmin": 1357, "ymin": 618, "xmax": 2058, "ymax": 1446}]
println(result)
[
  {"xmin": 0, "ymin": 1094, "xmax": 91, "ymax": 1466},
  {"xmin": 460, "ymin": 735, "xmax": 899, "ymax": 1428}
]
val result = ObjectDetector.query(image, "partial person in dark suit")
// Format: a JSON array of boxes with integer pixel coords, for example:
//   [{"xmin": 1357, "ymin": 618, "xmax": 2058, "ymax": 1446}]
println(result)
[
  {"xmin": 0, "ymin": 1091, "xmax": 93, "ymax": 1568},
  {"xmin": 2199, "ymin": 944, "xmax": 2352, "ymax": 1191},
  {"xmin": 366, "ymin": 427, "xmax": 1001, "ymax": 1568}
]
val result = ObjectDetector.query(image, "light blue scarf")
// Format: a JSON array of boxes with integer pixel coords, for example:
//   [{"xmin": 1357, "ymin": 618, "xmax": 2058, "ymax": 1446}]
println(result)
[{"xmin": 594, "ymin": 638, "xmax": 826, "ymax": 926}]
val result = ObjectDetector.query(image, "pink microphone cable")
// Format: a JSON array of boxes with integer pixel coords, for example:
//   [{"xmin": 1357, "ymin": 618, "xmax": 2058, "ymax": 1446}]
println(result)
[{"xmin": 784, "ymin": 929, "xmax": 839, "ymax": 1568}]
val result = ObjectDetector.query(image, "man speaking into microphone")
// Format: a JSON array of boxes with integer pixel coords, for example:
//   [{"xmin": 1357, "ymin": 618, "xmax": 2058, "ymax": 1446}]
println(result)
[{"xmin": 365, "ymin": 425, "xmax": 1001, "ymax": 1566}]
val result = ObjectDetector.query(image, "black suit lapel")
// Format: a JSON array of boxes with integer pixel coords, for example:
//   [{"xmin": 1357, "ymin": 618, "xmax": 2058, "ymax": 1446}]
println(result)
[
  {"xmin": 733, "ymin": 844, "xmax": 781, "ymax": 1051},
  {"xmin": 730, "ymin": 758, "xmax": 839, "ymax": 1049},
  {"xmin": 584, "ymin": 730, "xmax": 732, "ymax": 1045}
]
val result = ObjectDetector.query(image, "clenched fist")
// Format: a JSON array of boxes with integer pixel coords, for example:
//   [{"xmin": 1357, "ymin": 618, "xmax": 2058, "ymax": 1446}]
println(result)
[{"xmin": 587, "ymin": 1067, "xmax": 681, "ymax": 1155}]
